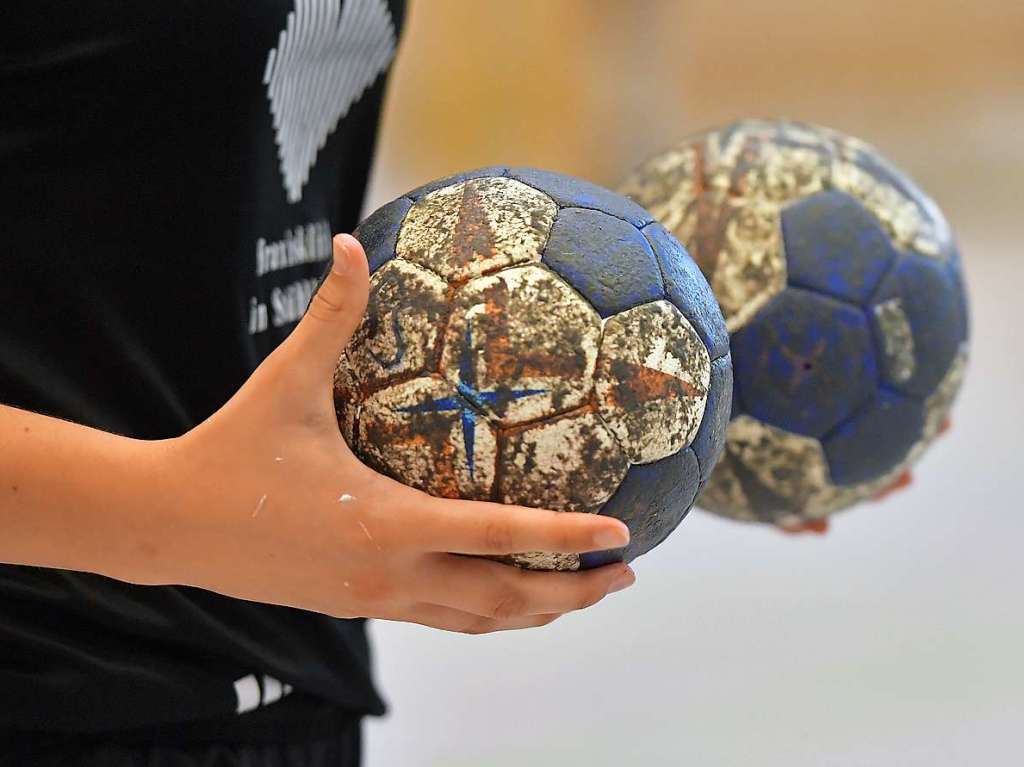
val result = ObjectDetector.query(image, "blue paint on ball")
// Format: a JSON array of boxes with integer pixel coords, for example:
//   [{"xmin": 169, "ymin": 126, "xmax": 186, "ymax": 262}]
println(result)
[
  {"xmin": 782, "ymin": 191, "xmax": 897, "ymax": 305},
  {"xmin": 822, "ymin": 388, "xmax": 924, "ymax": 485},
  {"xmin": 732, "ymin": 287, "xmax": 878, "ymax": 438},
  {"xmin": 643, "ymin": 220, "xmax": 731, "ymax": 360},
  {"xmin": 541, "ymin": 208, "xmax": 664, "ymax": 317},
  {"xmin": 580, "ymin": 447, "xmax": 701, "ymax": 569}
]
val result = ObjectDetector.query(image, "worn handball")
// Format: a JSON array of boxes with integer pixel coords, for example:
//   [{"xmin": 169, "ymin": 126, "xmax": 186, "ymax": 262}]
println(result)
[
  {"xmin": 333, "ymin": 167, "xmax": 732, "ymax": 569},
  {"xmin": 620, "ymin": 119, "xmax": 969, "ymax": 531}
]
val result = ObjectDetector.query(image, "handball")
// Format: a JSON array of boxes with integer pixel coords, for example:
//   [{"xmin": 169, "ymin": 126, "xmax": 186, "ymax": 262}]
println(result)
[
  {"xmin": 620, "ymin": 119, "xmax": 969, "ymax": 530},
  {"xmin": 334, "ymin": 167, "xmax": 732, "ymax": 568}
]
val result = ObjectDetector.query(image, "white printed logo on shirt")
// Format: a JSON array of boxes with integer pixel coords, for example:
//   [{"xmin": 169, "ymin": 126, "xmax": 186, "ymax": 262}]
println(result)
[
  {"xmin": 234, "ymin": 673, "xmax": 294, "ymax": 714},
  {"xmin": 264, "ymin": 0, "xmax": 397, "ymax": 204}
]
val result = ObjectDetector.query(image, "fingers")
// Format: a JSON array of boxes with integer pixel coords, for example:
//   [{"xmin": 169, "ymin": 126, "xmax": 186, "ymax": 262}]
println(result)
[
  {"xmin": 403, "ymin": 603, "xmax": 563, "ymax": 635},
  {"xmin": 280, "ymin": 234, "xmax": 370, "ymax": 384},
  {"xmin": 414, "ymin": 553, "xmax": 635, "ymax": 618},
  {"xmin": 411, "ymin": 496, "xmax": 630, "ymax": 556}
]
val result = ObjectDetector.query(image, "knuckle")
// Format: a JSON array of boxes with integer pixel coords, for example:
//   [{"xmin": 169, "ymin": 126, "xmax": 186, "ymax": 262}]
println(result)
[
  {"xmin": 490, "ymin": 588, "xmax": 528, "ymax": 619},
  {"xmin": 307, "ymin": 284, "xmax": 345, "ymax": 320}
]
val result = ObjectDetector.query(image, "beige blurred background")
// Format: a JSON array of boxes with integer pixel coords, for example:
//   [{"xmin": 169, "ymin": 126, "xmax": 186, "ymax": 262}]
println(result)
[{"xmin": 364, "ymin": 2, "xmax": 1023, "ymax": 765}]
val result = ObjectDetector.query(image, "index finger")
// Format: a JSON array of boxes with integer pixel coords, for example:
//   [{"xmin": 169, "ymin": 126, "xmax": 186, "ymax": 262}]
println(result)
[{"xmin": 410, "ymin": 495, "xmax": 630, "ymax": 556}]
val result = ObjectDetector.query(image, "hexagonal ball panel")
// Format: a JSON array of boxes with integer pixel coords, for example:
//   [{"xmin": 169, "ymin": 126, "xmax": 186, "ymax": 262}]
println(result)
[
  {"xmin": 869, "ymin": 252, "xmax": 964, "ymax": 398},
  {"xmin": 541, "ymin": 207, "xmax": 663, "ymax": 317},
  {"xmin": 580, "ymin": 447, "xmax": 700, "ymax": 569},
  {"xmin": 441, "ymin": 265, "xmax": 602, "ymax": 426},
  {"xmin": 358, "ymin": 377, "xmax": 497, "ymax": 501},
  {"xmin": 508, "ymin": 167, "xmax": 654, "ymax": 228},
  {"xmin": 347, "ymin": 259, "xmax": 448, "ymax": 393},
  {"xmin": 595, "ymin": 300, "xmax": 710, "ymax": 464},
  {"xmin": 781, "ymin": 190, "xmax": 897, "ymax": 305},
  {"xmin": 641, "ymin": 221, "xmax": 730, "ymax": 360},
  {"xmin": 732, "ymin": 287, "xmax": 877, "ymax": 438},
  {"xmin": 498, "ymin": 409, "xmax": 629, "ymax": 513},
  {"xmin": 396, "ymin": 177, "xmax": 557, "ymax": 284},
  {"xmin": 822, "ymin": 389, "xmax": 924, "ymax": 486}
]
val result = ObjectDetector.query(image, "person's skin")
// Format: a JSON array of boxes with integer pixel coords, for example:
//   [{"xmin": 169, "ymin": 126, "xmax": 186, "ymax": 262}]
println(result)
[{"xmin": 0, "ymin": 234, "xmax": 635, "ymax": 635}]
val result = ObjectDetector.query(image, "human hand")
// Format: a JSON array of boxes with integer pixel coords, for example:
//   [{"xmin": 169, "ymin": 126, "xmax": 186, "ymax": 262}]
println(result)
[{"xmin": 144, "ymin": 234, "xmax": 635, "ymax": 634}]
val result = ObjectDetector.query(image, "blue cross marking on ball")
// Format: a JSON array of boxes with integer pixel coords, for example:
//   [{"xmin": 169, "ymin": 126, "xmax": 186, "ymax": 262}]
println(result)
[{"xmin": 398, "ymin": 317, "xmax": 545, "ymax": 479}]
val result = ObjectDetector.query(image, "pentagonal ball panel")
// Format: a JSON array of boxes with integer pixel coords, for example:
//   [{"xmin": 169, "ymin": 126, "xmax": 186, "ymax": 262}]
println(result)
[
  {"xmin": 358, "ymin": 377, "xmax": 497, "ymax": 501},
  {"xmin": 396, "ymin": 177, "xmax": 557, "ymax": 284},
  {"xmin": 732, "ymin": 287, "xmax": 877, "ymax": 438},
  {"xmin": 499, "ymin": 410, "xmax": 629, "ymax": 514},
  {"xmin": 822, "ymin": 389, "xmax": 924, "ymax": 486},
  {"xmin": 347, "ymin": 260, "xmax": 448, "ymax": 392},
  {"xmin": 541, "ymin": 208, "xmax": 664, "ymax": 317},
  {"xmin": 441, "ymin": 265, "xmax": 602, "ymax": 426},
  {"xmin": 580, "ymin": 447, "xmax": 700, "ymax": 569},
  {"xmin": 354, "ymin": 196, "xmax": 414, "ymax": 275},
  {"xmin": 595, "ymin": 300, "xmax": 710, "ymax": 464}
]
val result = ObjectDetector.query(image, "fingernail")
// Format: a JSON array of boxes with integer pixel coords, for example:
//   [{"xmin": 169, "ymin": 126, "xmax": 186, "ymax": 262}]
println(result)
[
  {"xmin": 608, "ymin": 568, "xmax": 635, "ymax": 594},
  {"xmin": 593, "ymin": 524, "xmax": 629, "ymax": 549},
  {"xmin": 331, "ymin": 234, "xmax": 351, "ymax": 276}
]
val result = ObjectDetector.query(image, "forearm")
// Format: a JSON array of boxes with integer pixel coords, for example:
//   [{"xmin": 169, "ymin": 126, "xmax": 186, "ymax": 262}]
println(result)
[{"xmin": 0, "ymin": 403, "xmax": 169, "ymax": 583}]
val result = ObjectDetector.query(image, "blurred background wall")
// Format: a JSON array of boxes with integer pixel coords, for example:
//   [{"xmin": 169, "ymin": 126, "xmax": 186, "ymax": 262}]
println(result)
[{"xmin": 364, "ymin": 2, "xmax": 1023, "ymax": 765}]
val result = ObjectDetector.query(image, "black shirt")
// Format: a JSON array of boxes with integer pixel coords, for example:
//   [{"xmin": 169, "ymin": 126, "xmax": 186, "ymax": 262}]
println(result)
[{"xmin": 0, "ymin": 0, "xmax": 405, "ymax": 732}]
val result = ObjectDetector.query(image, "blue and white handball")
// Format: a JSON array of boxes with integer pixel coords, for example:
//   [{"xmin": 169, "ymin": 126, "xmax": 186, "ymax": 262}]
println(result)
[
  {"xmin": 620, "ymin": 119, "xmax": 970, "ymax": 531},
  {"xmin": 334, "ymin": 167, "xmax": 732, "ymax": 569}
]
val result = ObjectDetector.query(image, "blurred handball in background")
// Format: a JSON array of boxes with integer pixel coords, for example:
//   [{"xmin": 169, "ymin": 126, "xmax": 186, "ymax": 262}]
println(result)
[
  {"xmin": 334, "ymin": 167, "xmax": 732, "ymax": 568},
  {"xmin": 620, "ymin": 119, "xmax": 969, "ymax": 532}
]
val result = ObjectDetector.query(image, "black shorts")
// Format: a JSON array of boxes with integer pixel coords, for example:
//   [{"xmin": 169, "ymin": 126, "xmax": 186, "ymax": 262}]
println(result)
[{"xmin": 0, "ymin": 694, "xmax": 362, "ymax": 767}]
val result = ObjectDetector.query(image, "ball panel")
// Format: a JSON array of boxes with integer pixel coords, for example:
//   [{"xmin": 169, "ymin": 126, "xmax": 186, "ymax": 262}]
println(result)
[
  {"xmin": 642, "ymin": 220, "xmax": 731, "ymax": 360},
  {"xmin": 494, "ymin": 551, "xmax": 581, "ymax": 572},
  {"xmin": 333, "ymin": 353, "xmax": 360, "ymax": 448},
  {"xmin": 691, "ymin": 354, "xmax": 734, "ymax": 482},
  {"xmin": 354, "ymin": 196, "xmax": 414, "ymax": 275},
  {"xmin": 508, "ymin": 167, "xmax": 654, "ymax": 228},
  {"xmin": 359, "ymin": 377, "xmax": 497, "ymax": 501},
  {"xmin": 829, "ymin": 135, "xmax": 951, "ymax": 256},
  {"xmin": 441, "ymin": 265, "xmax": 602, "ymax": 426},
  {"xmin": 822, "ymin": 389, "xmax": 924, "ymax": 486},
  {"xmin": 697, "ymin": 196, "xmax": 787, "ymax": 333},
  {"xmin": 579, "ymin": 446, "xmax": 700, "ymax": 568},
  {"xmin": 346, "ymin": 259, "xmax": 448, "ymax": 392},
  {"xmin": 872, "ymin": 297, "xmax": 917, "ymax": 385},
  {"xmin": 595, "ymin": 300, "xmax": 710, "ymax": 463},
  {"xmin": 732, "ymin": 287, "xmax": 878, "ymax": 438},
  {"xmin": 396, "ymin": 178, "xmax": 557, "ymax": 284},
  {"xmin": 617, "ymin": 144, "xmax": 700, "ymax": 236},
  {"xmin": 405, "ymin": 166, "xmax": 509, "ymax": 202},
  {"xmin": 781, "ymin": 190, "xmax": 897, "ymax": 305},
  {"xmin": 541, "ymin": 208, "xmax": 664, "ymax": 317},
  {"xmin": 869, "ymin": 253, "xmax": 963, "ymax": 398},
  {"xmin": 498, "ymin": 410, "xmax": 629, "ymax": 513}
]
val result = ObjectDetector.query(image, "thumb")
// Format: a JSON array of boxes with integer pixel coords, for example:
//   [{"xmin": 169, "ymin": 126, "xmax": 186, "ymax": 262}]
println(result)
[{"xmin": 280, "ymin": 233, "xmax": 370, "ymax": 384}]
